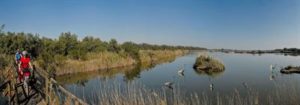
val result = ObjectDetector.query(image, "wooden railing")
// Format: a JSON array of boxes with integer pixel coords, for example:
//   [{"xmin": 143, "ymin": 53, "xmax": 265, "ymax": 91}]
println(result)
[
  {"xmin": 0, "ymin": 63, "xmax": 88, "ymax": 105},
  {"xmin": 0, "ymin": 80, "xmax": 13, "ymax": 103},
  {"xmin": 0, "ymin": 63, "xmax": 16, "ymax": 104},
  {"xmin": 34, "ymin": 67, "xmax": 88, "ymax": 105}
]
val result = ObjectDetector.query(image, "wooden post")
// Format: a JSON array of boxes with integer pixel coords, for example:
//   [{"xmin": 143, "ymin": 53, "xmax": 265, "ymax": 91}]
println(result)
[
  {"xmin": 8, "ymin": 81, "xmax": 11, "ymax": 104},
  {"xmin": 75, "ymin": 100, "xmax": 79, "ymax": 105},
  {"xmin": 49, "ymin": 79, "xmax": 52, "ymax": 104},
  {"xmin": 45, "ymin": 77, "xmax": 49, "ymax": 105}
]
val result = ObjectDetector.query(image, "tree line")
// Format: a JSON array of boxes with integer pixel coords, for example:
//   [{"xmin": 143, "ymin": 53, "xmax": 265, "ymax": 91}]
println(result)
[{"xmin": 0, "ymin": 25, "xmax": 206, "ymax": 70}]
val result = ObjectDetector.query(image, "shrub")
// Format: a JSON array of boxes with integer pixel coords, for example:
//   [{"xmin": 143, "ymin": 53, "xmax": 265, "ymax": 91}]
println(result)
[{"xmin": 193, "ymin": 54, "xmax": 225, "ymax": 72}]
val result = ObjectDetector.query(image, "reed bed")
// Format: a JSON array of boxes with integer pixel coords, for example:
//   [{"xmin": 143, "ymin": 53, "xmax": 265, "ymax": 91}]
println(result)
[
  {"xmin": 75, "ymin": 81, "xmax": 300, "ymax": 105},
  {"xmin": 55, "ymin": 50, "xmax": 188, "ymax": 75},
  {"xmin": 56, "ymin": 51, "xmax": 136, "ymax": 75},
  {"xmin": 139, "ymin": 50, "xmax": 188, "ymax": 64}
]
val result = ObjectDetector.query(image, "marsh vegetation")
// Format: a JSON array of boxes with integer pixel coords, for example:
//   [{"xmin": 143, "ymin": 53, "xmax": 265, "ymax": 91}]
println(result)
[
  {"xmin": 193, "ymin": 54, "xmax": 225, "ymax": 72},
  {"xmin": 60, "ymin": 80, "xmax": 300, "ymax": 105},
  {"xmin": 0, "ymin": 26, "xmax": 204, "ymax": 76},
  {"xmin": 59, "ymin": 52, "xmax": 300, "ymax": 105}
]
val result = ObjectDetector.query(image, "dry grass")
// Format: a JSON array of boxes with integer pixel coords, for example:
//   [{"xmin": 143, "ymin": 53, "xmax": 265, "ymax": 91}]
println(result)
[
  {"xmin": 139, "ymin": 50, "xmax": 188, "ymax": 64},
  {"xmin": 80, "ymin": 81, "xmax": 300, "ymax": 105},
  {"xmin": 54, "ymin": 50, "xmax": 188, "ymax": 75},
  {"xmin": 56, "ymin": 51, "xmax": 136, "ymax": 75},
  {"xmin": 55, "ymin": 50, "xmax": 187, "ymax": 84},
  {"xmin": 193, "ymin": 54, "xmax": 225, "ymax": 72},
  {"xmin": 0, "ymin": 54, "xmax": 14, "ymax": 83}
]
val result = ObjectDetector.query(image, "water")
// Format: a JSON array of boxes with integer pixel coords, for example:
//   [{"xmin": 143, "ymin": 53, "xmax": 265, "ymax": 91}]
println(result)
[{"xmin": 57, "ymin": 52, "xmax": 300, "ymax": 104}]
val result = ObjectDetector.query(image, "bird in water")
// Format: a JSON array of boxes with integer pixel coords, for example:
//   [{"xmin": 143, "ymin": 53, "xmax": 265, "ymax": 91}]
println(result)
[
  {"xmin": 270, "ymin": 64, "xmax": 276, "ymax": 70},
  {"xmin": 164, "ymin": 82, "xmax": 173, "ymax": 89},
  {"xmin": 178, "ymin": 65, "xmax": 185, "ymax": 76},
  {"xmin": 269, "ymin": 74, "xmax": 275, "ymax": 81},
  {"xmin": 209, "ymin": 83, "xmax": 214, "ymax": 91},
  {"xmin": 178, "ymin": 72, "xmax": 184, "ymax": 77},
  {"xmin": 242, "ymin": 82, "xmax": 249, "ymax": 89},
  {"xmin": 178, "ymin": 68, "xmax": 184, "ymax": 75}
]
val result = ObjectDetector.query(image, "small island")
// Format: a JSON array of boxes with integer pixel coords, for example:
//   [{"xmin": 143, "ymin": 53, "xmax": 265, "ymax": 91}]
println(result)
[
  {"xmin": 193, "ymin": 55, "xmax": 225, "ymax": 72},
  {"xmin": 280, "ymin": 66, "xmax": 300, "ymax": 74}
]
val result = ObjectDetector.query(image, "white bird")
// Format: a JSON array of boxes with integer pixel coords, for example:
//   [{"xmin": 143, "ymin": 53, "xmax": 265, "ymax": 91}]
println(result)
[
  {"xmin": 178, "ymin": 73, "xmax": 184, "ymax": 77},
  {"xmin": 209, "ymin": 84, "xmax": 214, "ymax": 88},
  {"xmin": 164, "ymin": 82, "xmax": 173, "ymax": 87},
  {"xmin": 269, "ymin": 74, "xmax": 275, "ymax": 81},
  {"xmin": 242, "ymin": 82, "xmax": 249, "ymax": 88},
  {"xmin": 209, "ymin": 83, "xmax": 214, "ymax": 91},
  {"xmin": 270, "ymin": 64, "xmax": 276, "ymax": 70},
  {"xmin": 178, "ymin": 68, "xmax": 184, "ymax": 74},
  {"xmin": 178, "ymin": 65, "xmax": 185, "ymax": 74}
]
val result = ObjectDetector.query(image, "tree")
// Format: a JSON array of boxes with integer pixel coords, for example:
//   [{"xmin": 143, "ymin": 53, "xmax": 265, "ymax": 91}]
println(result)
[
  {"xmin": 122, "ymin": 41, "xmax": 140, "ymax": 61},
  {"xmin": 108, "ymin": 39, "xmax": 121, "ymax": 53},
  {"xmin": 81, "ymin": 36, "xmax": 107, "ymax": 52},
  {"xmin": 57, "ymin": 32, "xmax": 78, "ymax": 55}
]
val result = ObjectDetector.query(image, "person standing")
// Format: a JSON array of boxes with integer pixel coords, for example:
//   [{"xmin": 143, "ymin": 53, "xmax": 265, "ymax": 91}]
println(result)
[
  {"xmin": 18, "ymin": 51, "xmax": 33, "ymax": 95},
  {"xmin": 15, "ymin": 48, "xmax": 22, "ymax": 64}
]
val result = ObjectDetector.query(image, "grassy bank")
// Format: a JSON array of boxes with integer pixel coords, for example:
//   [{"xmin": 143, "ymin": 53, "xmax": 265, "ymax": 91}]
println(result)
[
  {"xmin": 54, "ymin": 51, "xmax": 136, "ymax": 75},
  {"xmin": 53, "ymin": 50, "xmax": 188, "ymax": 75}
]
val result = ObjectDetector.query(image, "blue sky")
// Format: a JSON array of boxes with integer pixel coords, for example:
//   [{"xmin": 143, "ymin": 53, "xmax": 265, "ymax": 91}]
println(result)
[{"xmin": 0, "ymin": 0, "xmax": 299, "ymax": 49}]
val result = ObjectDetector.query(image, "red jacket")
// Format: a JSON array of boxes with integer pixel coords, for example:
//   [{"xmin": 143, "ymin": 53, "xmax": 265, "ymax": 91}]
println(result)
[{"xmin": 20, "ymin": 57, "xmax": 30, "ymax": 69}]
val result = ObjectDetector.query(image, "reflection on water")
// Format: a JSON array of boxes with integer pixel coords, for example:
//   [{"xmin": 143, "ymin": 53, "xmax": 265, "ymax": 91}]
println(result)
[
  {"xmin": 57, "ymin": 54, "xmax": 177, "ymax": 85},
  {"xmin": 57, "ymin": 65, "xmax": 144, "ymax": 85},
  {"xmin": 283, "ymin": 53, "xmax": 300, "ymax": 56},
  {"xmin": 193, "ymin": 69, "xmax": 224, "ymax": 78},
  {"xmin": 58, "ymin": 52, "xmax": 300, "ymax": 104}
]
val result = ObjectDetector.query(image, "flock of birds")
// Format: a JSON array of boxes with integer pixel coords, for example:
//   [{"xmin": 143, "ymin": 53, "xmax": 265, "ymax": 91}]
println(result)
[
  {"xmin": 269, "ymin": 64, "xmax": 282, "ymax": 81},
  {"xmin": 163, "ymin": 65, "xmax": 214, "ymax": 90},
  {"xmin": 163, "ymin": 64, "xmax": 280, "ymax": 90},
  {"xmin": 164, "ymin": 65, "xmax": 184, "ymax": 89}
]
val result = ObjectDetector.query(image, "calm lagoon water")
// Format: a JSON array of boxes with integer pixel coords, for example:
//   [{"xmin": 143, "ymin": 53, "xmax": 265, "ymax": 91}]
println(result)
[{"xmin": 57, "ymin": 52, "xmax": 300, "ymax": 104}]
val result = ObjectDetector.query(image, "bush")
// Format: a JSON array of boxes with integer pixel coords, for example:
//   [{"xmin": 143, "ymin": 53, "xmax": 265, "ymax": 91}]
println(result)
[
  {"xmin": 121, "ymin": 42, "xmax": 140, "ymax": 61},
  {"xmin": 0, "ymin": 55, "xmax": 10, "ymax": 70},
  {"xmin": 193, "ymin": 54, "xmax": 225, "ymax": 72}
]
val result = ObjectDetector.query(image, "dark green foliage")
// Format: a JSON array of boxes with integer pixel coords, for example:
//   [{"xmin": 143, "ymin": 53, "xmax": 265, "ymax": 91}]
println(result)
[
  {"xmin": 121, "ymin": 42, "xmax": 140, "ymax": 61},
  {"xmin": 81, "ymin": 36, "xmax": 107, "ymax": 52},
  {"xmin": 57, "ymin": 32, "xmax": 78, "ymax": 55},
  {"xmin": 108, "ymin": 39, "xmax": 121, "ymax": 53}
]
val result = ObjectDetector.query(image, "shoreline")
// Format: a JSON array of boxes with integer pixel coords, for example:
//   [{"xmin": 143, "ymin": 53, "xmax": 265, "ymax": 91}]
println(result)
[
  {"xmin": 50, "ymin": 50, "xmax": 189, "ymax": 76},
  {"xmin": 210, "ymin": 48, "xmax": 300, "ymax": 56}
]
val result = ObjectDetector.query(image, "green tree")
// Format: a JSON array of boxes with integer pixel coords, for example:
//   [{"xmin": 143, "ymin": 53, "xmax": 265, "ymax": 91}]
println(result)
[
  {"xmin": 108, "ymin": 39, "xmax": 121, "ymax": 53},
  {"xmin": 121, "ymin": 41, "xmax": 140, "ymax": 61},
  {"xmin": 81, "ymin": 36, "xmax": 107, "ymax": 52},
  {"xmin": 57, "ymin": 32, "xmax": 78, "ymax": 55}
]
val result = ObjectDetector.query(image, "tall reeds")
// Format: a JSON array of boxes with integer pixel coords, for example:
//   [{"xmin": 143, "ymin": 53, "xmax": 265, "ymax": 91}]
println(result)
[
  {"xmin": 54, "ymin": 50, "xmax": 188, "ymax": 75},
  {"xmin": 80, "ymin": 81, "xmax": 300, "ymax": 105}
]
